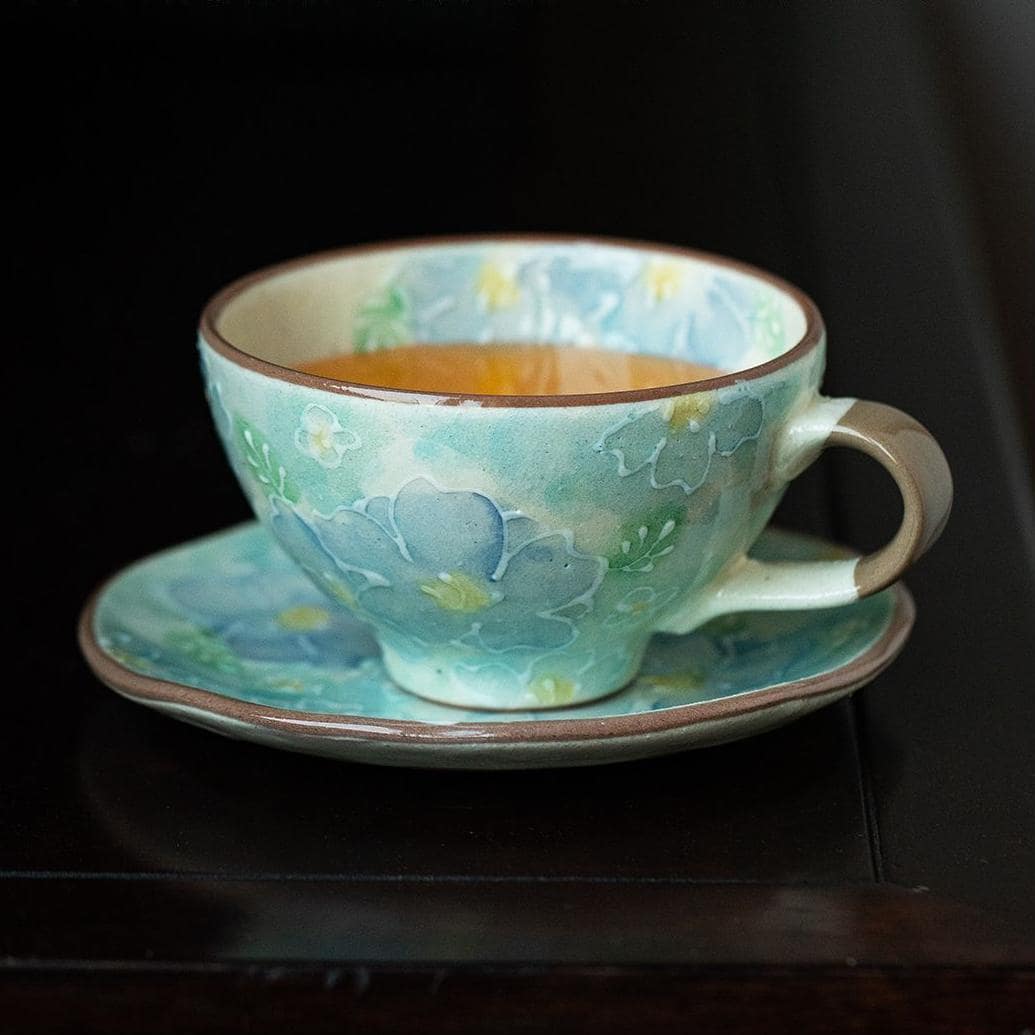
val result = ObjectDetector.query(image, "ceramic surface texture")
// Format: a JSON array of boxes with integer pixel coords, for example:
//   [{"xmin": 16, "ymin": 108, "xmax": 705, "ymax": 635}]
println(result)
[
  {"xmin": 80, "ymin": 523, "xmax": 914, "ymax": 769},
  {"xmin": 195, "ymin": 238, "xmax": 948, "ymax": 708}
]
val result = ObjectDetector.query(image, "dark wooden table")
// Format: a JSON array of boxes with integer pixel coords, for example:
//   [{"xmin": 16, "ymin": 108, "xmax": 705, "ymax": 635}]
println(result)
[{"xmin": 5, "ymin": 3, "xmax": 1033, "ymax": 1031}]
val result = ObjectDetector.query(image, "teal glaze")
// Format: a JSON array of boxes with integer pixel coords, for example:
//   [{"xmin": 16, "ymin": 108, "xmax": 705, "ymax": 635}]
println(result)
[
  {"xmin": 200, "ymin": 240, "xmax": 824, "ymax": 708},
  {"xmin": 93, "ymin": 523, "xmax": 895, "ymax": 725}
]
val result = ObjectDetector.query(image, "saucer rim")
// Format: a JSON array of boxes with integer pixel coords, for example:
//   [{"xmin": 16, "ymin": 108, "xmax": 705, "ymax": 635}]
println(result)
[{"xmin": 78, "ymin": 526, "xmax": 915, "ymax": 746}]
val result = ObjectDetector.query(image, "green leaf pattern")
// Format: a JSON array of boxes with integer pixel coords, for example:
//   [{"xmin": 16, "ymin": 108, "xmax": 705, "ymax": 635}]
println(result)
[
  {"xmin": 610, "ymin": 504, "xmax": 685, "ymax": 573},
  {"xmin": 164, "ymin": 628, "xmax": 245, "ymax": 677},
  {"xmin": 234, "ymin": 417, "xmax": 299, "ymax": 503},
  {"xmin": 750, "ymin": 293, "xmax": 785, "ymax": 358},
  {"xmin": 354, "ymin": 287, "xmax": 410, "ymax": 352}
]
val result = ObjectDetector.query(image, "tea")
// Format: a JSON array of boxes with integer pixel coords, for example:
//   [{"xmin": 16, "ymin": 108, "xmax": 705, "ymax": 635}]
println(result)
[{"xmin": 300, "ymin": 343, "xmax": 723, "ymax": 395}]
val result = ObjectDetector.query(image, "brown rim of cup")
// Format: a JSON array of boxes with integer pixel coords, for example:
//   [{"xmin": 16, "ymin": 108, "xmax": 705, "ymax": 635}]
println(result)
[{"xmin": 198, "ymin": 233, "xmax": 826, "ymax": 408}]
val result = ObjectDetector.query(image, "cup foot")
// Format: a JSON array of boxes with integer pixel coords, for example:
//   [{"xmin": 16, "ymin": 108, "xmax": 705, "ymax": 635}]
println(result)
[{"xmin": 379, "ymin": 639, "xmax": 649, "ymax": 712}]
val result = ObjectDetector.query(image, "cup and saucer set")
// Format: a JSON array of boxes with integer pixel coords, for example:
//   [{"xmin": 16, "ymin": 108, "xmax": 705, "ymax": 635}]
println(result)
[{"xmin": 79, "ymin": 236, "xmax": 951, "ymax": 769}]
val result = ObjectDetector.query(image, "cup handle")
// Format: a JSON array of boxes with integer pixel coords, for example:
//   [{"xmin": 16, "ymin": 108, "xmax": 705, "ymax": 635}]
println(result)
[{"xmin": 657, "ymin": 397, "xmax": 953, "ymax": 633}]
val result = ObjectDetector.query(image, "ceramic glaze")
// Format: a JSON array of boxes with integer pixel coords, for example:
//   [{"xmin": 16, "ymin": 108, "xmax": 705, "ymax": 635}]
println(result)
[
  {"xmin": 83, "ymin": 523, "xmax": 913, "ymax": 769},
  {"xmin": 196, "ymin": 238, "xmax": 951, "ymax": 709}
]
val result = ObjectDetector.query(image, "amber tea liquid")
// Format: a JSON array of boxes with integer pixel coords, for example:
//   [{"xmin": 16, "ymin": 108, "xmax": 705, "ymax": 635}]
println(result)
[{"xmin": 300, "ymin": 343, "xmax": 723, "ymax": 395}]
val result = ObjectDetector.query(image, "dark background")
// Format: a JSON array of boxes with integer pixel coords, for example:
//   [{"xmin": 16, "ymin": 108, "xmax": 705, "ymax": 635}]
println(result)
[
  {"xmin": 10, "ymin": 0, "xmax": 1034, "ymax": 662},
  {"xmin": 6, "ymin": 1, "xmax": 1034, "ymax": 1030},
  {"xmin": 10, "ymin": 0, "xmax": 1034, "ymax": 582}
]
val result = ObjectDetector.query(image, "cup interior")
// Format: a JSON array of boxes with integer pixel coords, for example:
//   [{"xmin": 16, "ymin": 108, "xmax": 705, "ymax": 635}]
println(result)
[{"xmin": 206, "ymin": 237, "xmax": 811, "ymax": 394}]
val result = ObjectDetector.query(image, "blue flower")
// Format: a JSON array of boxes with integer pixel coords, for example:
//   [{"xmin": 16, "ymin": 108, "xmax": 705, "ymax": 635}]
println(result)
[
  {"xmin": 269, "ymin": 478, "xmax": 606, "ymax": 652},
  {"xmin": 387, "ymin": 246, "xmax": 638, "ymax": 346},
  {"xmin": 360, "ymin": 245, "xmax": 775, "ymax": 370},
  {"xmin": 167, "ymin": 568, "xmax": 378, "ymax": 665},
  {"xmin": 594, "ymin": 389, "xmax": 764, "ymax": 495}
]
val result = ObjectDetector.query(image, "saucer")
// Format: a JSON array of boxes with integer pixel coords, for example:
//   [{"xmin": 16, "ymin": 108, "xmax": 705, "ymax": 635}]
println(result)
[{"xmin": 79, "ymin": 524, "xmax": 914, "ymax": 769}]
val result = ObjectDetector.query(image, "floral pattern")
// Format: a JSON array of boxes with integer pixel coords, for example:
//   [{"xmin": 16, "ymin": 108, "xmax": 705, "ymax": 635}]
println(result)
[
  {"xmin": 268, "ymin": 477, "xmax": 606, "ymax": 653},
  {"xmin": 196, "ymin": 240, "xmax": 826, "ymax": 706},
  {"xmin": 294, "ymin": 404, "xmax": 359, "ymax": 468},
  {"xmin": 168, "ymin": 567, "xmax": 377, "ymax": 664},
  {"xmin": 594, "ymin": 389, "xmax": 764, "ymax": 495},
  {"xmin": 233, "ymin": 417, "xmax": 299, "ymax": 503},
  {"xmin": 608, "ymin": 503, "xmax": 686, "ymax": 573},
  {"xmin": 353, "ymin": 245, "xmax": 792, "ymax": 370},
  {"xmin": 603, "ymin": 586, "xmax": 681, "ymax": 628},
  {"xmin": 93, "ymin": 523, "xmax": 897, "ymax": 723},
  {"xmin": 354, "ymin": 287, "xmax": 409, "ymax": 351}
]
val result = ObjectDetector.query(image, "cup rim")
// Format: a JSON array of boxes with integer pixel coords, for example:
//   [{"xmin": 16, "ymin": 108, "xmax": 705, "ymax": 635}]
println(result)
[{"xmin": 199, "ymin": 233, "xmax": 825, "ymax": 408}]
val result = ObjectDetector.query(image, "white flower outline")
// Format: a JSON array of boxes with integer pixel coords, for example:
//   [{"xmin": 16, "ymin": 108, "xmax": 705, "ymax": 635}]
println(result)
[{"xmin": 294, "ymin": 403, "xmax": 360, "ymax": 469}]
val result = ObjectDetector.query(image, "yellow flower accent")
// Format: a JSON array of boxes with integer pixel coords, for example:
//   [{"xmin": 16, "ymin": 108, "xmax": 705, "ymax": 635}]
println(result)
[
  {"xmin": 642, "ymin": 667, "xmax": 706, "ymax": 692},
  {"xmin": 476, "ymin": 262, "xmax": 521, "ymax": 310},
  {"xmin": 325, "ymin": 578, "xmax": 357, "ymax": 609},
  {"xmin": 663, "ymin": 392, "xmax": 714, "ymax": 431},
  {"xmin": 645, "ymin": 260, "xmax": 682, "ymax": 302},
  {"xmin": 529, "ymin": 674, "xmax": 577, "ymax": 706},
  {"xmin": 276, "ymin": 605, "xmax": 331, "ymax": 632},
  {"xmin": 264, "ymin": 677, "xmax": 306, "ymax": 693},
  {"xmin": 419, "ymin": 571, "xmax": 494, "ymax": 613},
  {"xmin": 108, "ymin": 647, "xmax": 152, "ymax": 671}
]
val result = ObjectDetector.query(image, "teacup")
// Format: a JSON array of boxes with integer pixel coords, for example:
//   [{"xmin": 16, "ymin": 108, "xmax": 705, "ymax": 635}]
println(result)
[{"xmin": 198, "ymin": 236, "xmax": 951, "ymax": 710}]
